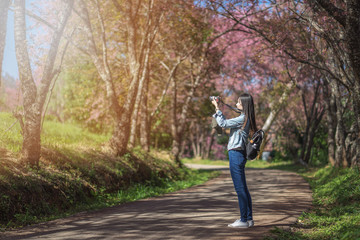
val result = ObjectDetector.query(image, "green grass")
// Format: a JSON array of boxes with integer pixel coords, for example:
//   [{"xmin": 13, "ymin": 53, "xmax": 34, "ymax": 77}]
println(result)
[
  {"xmin": 1, "ymin": 167, "xmax": 219, "ymax": 230},
  {"xmin": 42, "ymin": 120, "xmax": 110, "ymax": 149},
  {"xmin": 0, "ymin": 112, "xmax": 220, "ymax": 230},
  {"xmin": 264, "ymin": 166, "xmax": 360, "ymax": 240},
  {"xmin": 0, "ymin": 112, "xmax": 110, "ymax": 153},
  {"xmin": 0, "ymin": 112, "xmax": 23, "ymax": 152}
]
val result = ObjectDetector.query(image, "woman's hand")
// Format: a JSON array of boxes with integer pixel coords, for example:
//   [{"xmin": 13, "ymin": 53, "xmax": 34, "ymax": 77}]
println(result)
[{"xmin": 211, "ymin": 99, "xmax": 219, "ymax": 110}]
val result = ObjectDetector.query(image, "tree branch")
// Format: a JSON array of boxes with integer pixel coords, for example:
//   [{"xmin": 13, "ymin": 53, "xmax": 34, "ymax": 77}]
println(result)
[
  {"xmin": 41, "ymin": 28, "xmax": 75, "ymax": 131},
  {"xmin": 11, "ymin": 7, "xmax": 90, "ymax": 55},
  {"xmin": 310, "ymin": 0, "xmax": 346, "ymax": 28},
  {"xmin": 150, "ymin": 58, "xmax": 183, "ymax": 118},
  {"xmin": 37, "ymin": 0, "xmax": 74, "ymax": 110}
]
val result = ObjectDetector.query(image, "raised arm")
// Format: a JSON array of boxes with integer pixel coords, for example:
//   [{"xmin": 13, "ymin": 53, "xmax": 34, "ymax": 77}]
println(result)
[{"xmin": 213, "ymin": 110, "xmax": 245, "ymax": 128}]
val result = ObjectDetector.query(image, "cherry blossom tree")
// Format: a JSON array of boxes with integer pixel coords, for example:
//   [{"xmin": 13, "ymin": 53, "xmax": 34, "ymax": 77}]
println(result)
[{"xmin": 203, "ymin": 0, "xmax": 360, "ymax": 167}]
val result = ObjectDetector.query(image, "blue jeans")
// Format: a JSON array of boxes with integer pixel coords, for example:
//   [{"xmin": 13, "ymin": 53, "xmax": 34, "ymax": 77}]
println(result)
[{"xmin": 228, "ymin": 149, "xmax": 253, "ymax": 222}]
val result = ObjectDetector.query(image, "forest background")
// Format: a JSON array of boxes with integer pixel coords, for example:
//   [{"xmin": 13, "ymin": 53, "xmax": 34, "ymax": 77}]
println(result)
[
  {"xmin": 1, "ymin": 0, "xmax": 359, "ymax": 168},
  {"xmin": 0, "ymin": 0, "xmax": 360, "ymax": 238}
]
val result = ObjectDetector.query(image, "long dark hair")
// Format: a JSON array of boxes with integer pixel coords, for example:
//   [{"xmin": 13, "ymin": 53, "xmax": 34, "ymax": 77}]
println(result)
[{"xmin": 239, "ymin": 93, "xmax": 257, "ymax": 136}]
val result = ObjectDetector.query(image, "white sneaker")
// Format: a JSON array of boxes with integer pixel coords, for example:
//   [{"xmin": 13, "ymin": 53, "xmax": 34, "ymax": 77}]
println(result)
[
  {"xmin": 228, "ymin": 219, "xmax": 249, "ymax": 228},
  {"xmin": 247, "ymin": 220, "xmax": 254, "ymax": 227}
]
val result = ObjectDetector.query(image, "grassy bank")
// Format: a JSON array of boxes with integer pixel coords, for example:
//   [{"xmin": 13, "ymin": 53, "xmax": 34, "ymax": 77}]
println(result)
[
  {"xmin": 0, "ymin": 113, "xmax": 219, "ymax": 230},
  {"xmin": 265, "ymin": 166, "xmax": 360, "ymax": 240},
  {"xmin": 184, "ymin": 157, "xmax": 360, "ymax": 239}
]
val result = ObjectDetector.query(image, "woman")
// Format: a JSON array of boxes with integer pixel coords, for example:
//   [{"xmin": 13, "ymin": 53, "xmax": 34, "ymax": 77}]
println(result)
[{"xmin": 212, "ymin": 93, "xmax": 257, "ymax": 228}]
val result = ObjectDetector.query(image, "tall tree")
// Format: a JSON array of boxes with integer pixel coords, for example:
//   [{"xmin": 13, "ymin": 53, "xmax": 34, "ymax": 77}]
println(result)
[
  {"xmin": 61, "ymin": 0, "xmax": 162, "ymax": 156},
  {"xmin": 298, "ymin": 80, "xmax": 325, "ymax": 165},
  {"xmin": 13, "ymin": 0, "xmax": 74, "ymax": 166},
  {"xmin": 111, "ymin": 0, "xmax": 162, "ymax": 154},
  {"xmin": 127, "ymin": 0, "xmax": 161, "ymax": 150}
]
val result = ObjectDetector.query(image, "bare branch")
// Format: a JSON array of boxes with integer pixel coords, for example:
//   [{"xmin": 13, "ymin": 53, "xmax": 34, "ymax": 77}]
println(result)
[
  {"xmin": 9, "ymin": 7, "xmax": 90, "ymax": 55},
  {"xmin": 37, "ymin": 0, "xmax": 74, "ymax": 110},
  {"xmin": 41, "ymin": 28, "xmax": 76, "ymax": 131},
  {"xmin": 151, "ymin": 58, "xmax": 184, "ymax": 118}
]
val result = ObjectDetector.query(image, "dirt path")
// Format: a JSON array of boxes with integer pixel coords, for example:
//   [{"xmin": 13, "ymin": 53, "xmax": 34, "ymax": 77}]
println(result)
[{"xmin": 0, "ymin": 164, "xmax": 312, "ymax": 240}]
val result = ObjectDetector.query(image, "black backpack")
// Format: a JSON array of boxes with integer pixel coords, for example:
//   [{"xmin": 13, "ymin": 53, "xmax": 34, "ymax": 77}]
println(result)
[
  {"xmin": 240, "ymin": 116, "xmax": 265, "ymax": 160},
  {"xmin": 246, "ymin": 129, "xmax": 265, "ymax": 160}
]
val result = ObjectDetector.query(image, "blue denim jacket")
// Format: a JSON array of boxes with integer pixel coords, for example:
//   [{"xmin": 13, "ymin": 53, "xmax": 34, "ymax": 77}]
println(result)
[{"xmin": 213, "ymin": 110, "xmax": 250, "ymax": 151}]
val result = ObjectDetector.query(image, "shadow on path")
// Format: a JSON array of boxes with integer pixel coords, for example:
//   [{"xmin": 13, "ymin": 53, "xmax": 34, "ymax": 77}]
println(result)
[{"xmin": 0, "ymin": 166, "xmax": 312, "ymax": 240}]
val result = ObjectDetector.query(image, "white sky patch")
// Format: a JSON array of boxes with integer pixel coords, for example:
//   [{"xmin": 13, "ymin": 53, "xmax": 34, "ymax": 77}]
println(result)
[{"xmin": 2, "ymin": 0, "xmax": 37, "ymax": 80}]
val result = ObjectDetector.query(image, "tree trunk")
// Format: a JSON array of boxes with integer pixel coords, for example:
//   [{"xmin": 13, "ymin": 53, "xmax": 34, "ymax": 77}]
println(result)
[
  {"xmin": 259, "ymin": 82, "xmax": 295, "ymax": 159},
  {"xmin": 0, "ymin": 0, "xmax": 10, "ymax": 86},
  {"xmin": 14, "ymin": 0, "xmax": 73, "ymax": 166},
  {"xmin": 345, "ymin": 120, "xmax": 357, "ymax": 167},
  {"xmin": 77, "ymin": 0, "xmax": 126, "ymax": 155},
  {"xmin": 172, "ymin": 137, "xmax": 182, "ymax": 167},
  {"xmin": 110, "ymin": 0, "xmax": 160, "ymax": 155},
  {"xmin": 204, "ymin": 131, "xmax": 215, "ymax": 159},
  {"xmin": 179, "ymin": 139, "xmax": 187, "ymax": 157},
  {"xmin": 299, "ymin": 90, "xmax": 310, "ymax": 163},
  {"xmin": 167, "ymin": 55, "xmax": 205, "ymax": 167},
  {"xmin": 192, "ymin": 122, "xmax": 201, "ymax": 158},
  {"xmin": 191, "ymin": 139, "xmax": 197, "ymax": 157},
  {"xmin": 189, "ymin": 121, "xmax": 203, "ymax": 158},
  {"xmin": 128, "ymin": 46, "xmax": 151, "ymax": 149},
  {"xmin": 110, "ymin": 107, "xmax": 136, "ymax": 156},
  {"xmin": 304, "ymin": 110, "xmax": 324, "ymax": 164},
  {"xmin": 330, "ymin": 80, "xmax": 348, "ymax": 167},
  {"xmin": 299, "ymin": 81, "xmax": 325, "ymax": 164},
  {"xmin": 189, "ymin": 122, "xmax": 196, "ymax": 157},
  {"xmin": 108, "ymin": 0, "xmax": 143, "ymax": 155},
  {"xmin": 128, "ymin": 112, "xmax": 138, "ymax": 149},
  {"xmin": 345, "ymin": 0, "xmax": 360, "ymax": 85},
  {"xmin": 345, "ymin": 0, "xmax": 360, "ymax": 167},
  {"xmin": 171, "ymin": 74, "xmax": 201, "ymax": 166},
  {"xmin": 351, "ymin": 85, "xmax": 360, "ymax": 167},
  {"xmin": 197, "ymin": 124, "xmax": 204, "ymax": 158},
  {"xmin": 200, "ymin": 130, "xmax": 208, "ymax": 159},
  {"xmin": 304, "ymin": 127, "xmax": 315, "ymax": 164},
  {"xmin": 140, "ymin": 65, "xmax": 150, "ymax": 152},
  {"xmin": 323, "ymin": 79, "xmax": 336, "ymax": 166},
  {"xmin": 170, "ymin": 73, "xmax": 183, "ymax": 167}
]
